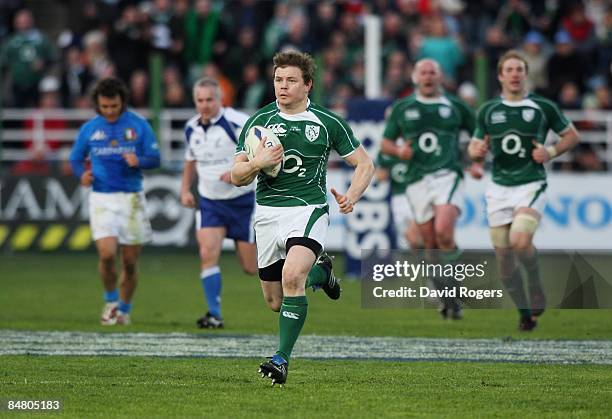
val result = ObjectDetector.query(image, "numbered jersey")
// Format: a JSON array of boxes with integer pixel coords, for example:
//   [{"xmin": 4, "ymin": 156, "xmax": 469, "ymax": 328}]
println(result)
[
  {"xmin": 236, "ymin": 100, "xmax": 360, "ymax": 207},
  {"xmin": 377, "ymin": 153, "xmax": 409, "ymax": 196},
  {"xmin": 383, "ymin": 93, "xmax": 475, "ymax": 185},
  {"xmin": 474, "ymin": 93, "xmax": 571, "ymax": 186}
]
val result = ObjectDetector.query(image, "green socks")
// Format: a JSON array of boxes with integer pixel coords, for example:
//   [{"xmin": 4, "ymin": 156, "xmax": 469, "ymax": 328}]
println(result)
[
  {"xmin": 305, "ymin": 264, "xmax": 327, "ymax": 288},
  {"xmin": 277, "ymin": 295, "xmax": 308, "ymax": 362}
]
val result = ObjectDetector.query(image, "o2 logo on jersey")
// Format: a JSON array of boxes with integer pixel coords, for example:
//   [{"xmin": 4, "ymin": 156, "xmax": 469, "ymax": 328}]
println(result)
[
  {"xmin": 267, "ymin": 123, "xmax": 287, "ymax": 137},
  {"xmin": 501, "ymin": 134, "xmax": 526, "ymax": 158},
  {"xmin": 390, "ymin": 163, "xmax": 408, "ymax": 183},
  {"xmin": 282, "ymin": 154, "xmax": 306, "ymax": 177},
  {"xmin": 418, "ymin": 132, "xmax": 441, "ymax": 156}
]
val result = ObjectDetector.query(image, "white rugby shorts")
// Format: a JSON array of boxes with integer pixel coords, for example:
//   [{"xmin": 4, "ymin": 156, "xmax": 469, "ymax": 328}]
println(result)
[
  {"xmin": 485, "ymin": 180, "xmax": 547, "ymax": 227},
  {"xmin": 89, "ymin": 191, "xmax": 152, "ymax": 245},
  {"xmin": 253, "ymin": 204, "xmax": 329, "ymax": 268},
  {"xmin": 406, "ymin": 169, "xmax": 464, "ymax": 224}
]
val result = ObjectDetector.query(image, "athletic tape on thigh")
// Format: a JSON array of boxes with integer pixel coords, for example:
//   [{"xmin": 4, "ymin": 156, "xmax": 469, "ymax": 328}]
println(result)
[
  {"xmin": 510, "ymin": 213, "xmax": 540, "ymax": 235},
  {"xmin": 489, "ymin": 226, "xmax": 510, "ymax": 248}
]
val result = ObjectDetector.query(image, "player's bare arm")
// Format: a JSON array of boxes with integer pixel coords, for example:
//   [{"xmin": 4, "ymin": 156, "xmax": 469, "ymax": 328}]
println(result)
[
  {"xmin": 180, "ymin": 160, "xmax": 197, "ymax": 208},
  {"xmin": 332, "ymin": 146, "xmax": 375, "ymax": 214},
  {"xmin": 231, "ymin": 140, "xmax": 284, "ymax": 186},
  {"xmin": 531, "ymin": 125, "xmax": 580, "ymax": 164},
  {"xmin": 380, "ymin": 137, "xmax": 413, "ymax": 160}
]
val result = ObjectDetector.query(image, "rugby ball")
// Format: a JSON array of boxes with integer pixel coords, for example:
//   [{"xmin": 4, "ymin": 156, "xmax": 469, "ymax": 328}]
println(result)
[{"xmin": 244, "ymin": 125, "xmax": 282, "ymax": 178}]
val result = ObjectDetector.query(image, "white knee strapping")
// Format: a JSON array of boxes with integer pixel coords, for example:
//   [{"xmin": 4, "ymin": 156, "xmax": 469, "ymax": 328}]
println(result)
[
  {"xmin": 489, "ymin": 226, "xmax": 510, "ymax": 248},
  {"xmin": 510, "ymin": 213, "xmax": 540, "ymax": 235}
]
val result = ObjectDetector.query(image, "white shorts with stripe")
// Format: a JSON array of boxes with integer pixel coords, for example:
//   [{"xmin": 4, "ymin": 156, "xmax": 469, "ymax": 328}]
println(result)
[
  {"xmin": 89, "ymin": 191, "xmax": 152, "ymax": 245},
  {"xmin": 406, "ymin": 169, "xmax": 464, "ymax": 224},
  {"xmin": 253, "ymin": 204, "xmax": 329, "ymax": 268},
  {"xmin": 485, "ymin": 180, "xmax": 547, "ymax": 227}
]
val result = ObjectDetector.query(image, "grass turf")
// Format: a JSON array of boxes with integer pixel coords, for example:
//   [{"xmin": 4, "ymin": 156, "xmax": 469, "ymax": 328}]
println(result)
[
  {"xmin": 1, "ymin": 356, "xmax": 611, "ymax": 418},
  {"xmin": 1, "ymin": 252, "xmax": 611, "ymax": 339},
  {"xmin": 1, "ymin": 252, "xmax": 612, "ymax": 417}
]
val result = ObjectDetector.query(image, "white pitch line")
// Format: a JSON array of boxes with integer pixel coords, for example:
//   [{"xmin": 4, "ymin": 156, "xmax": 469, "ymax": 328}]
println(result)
[{"xmin": 1, "ymin": 330, "xmax": 611, "ymax": 364}]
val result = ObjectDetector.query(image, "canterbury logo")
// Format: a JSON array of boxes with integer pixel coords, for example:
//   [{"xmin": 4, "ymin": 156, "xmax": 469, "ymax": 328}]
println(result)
[
  {"xmin": 282, "ymin": 311, "xmax": 300, "ymax": 320},
  {"xmin": 267, "ymin": 123, "xmax": 287, "ymax": 135}
]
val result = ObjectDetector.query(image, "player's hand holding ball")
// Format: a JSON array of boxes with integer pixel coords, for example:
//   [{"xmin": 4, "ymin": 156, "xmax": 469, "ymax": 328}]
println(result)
[{"xmin": 245, "ymin": 126, "xmax": 283, "ymax": 177}]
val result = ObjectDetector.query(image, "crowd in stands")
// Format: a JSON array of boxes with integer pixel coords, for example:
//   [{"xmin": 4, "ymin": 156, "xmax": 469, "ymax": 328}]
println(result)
[
  {"xmin": 1, "ymin": 0, "xmax": 611, "ymax": 112},
  {"xmin": 0, "ymin": 0, "xmax": 610, "ymax": 173}
]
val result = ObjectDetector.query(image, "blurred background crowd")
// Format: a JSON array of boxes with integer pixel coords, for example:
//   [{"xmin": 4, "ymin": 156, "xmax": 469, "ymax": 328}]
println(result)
[{"xmin": 0, "ymin": 0, "xmax": 611, "ymax": 174}]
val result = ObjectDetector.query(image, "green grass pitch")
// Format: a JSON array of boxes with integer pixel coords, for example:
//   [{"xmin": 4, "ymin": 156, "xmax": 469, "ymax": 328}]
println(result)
[{"xmin": 1, "ymin": 251, "xmax": 611, "ymax": 417}]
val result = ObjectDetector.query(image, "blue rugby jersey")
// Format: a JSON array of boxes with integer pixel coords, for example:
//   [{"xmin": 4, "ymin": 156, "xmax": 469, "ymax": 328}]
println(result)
[{"xmin": 70, "ymin": 110, "xmax": 161, "ymax": 192}]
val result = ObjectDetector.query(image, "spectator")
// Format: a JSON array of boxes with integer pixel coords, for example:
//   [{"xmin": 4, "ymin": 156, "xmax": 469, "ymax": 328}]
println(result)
[
  {"xmin": 129, "ymin": 70, "xmax": 149, "ymax": 108},
  {"xmin": 82, "ymin": 29, "xmax": 112, "ymax": 80},
  {"xmin": 310, "ymin": 1, "xmax": 338, "ymax": 51},
  {"xmin": 107, "ymin": 4, "xmax": 148, "ymax": 83},
  {"xmin": 223, "ymin": 26, "xmax": 262, "ymax": 86},
  {"xmin": 12, "ymin": 76, "xmax": 66, "ymax": 175},
  {"xmin": 60, "ymin": 45, "xmax": 94, "ymax": 108},
  {"xmin": 235, "ymin": 62, "xmax": 265, "ymax": 113},
  {"xmin": 201, "ymin": 62, "xmax": 235, "ymax": 107},
  {"xmin": 547, "ymin": 30, "xmax": 588, "ymax": 96},
  {"xmin": 184, "ymin": 0, "xmax": 229, "ymax": 82},
  {"xmin": 520, "ymin": 31, "xmax": 548, "ymax": 94},
  {"xmin": 557, "ymin": 81, "xmax": 583, "ymax": 110},
  {"xmin": 458, "ymin": 81, "xmax": 478, "ymax": 108},
  {"xmin": 416, "ymin": 16, "xmax": 464, "ymax": 88},
  {"xmin": 278, "ymin": 12, "xmax": 313, "ymax": 54},
  {"xmin": 0, "ymin": 9, "xmax": 56, "ymax": 107},
  {"xmin": 495, "ymin": 0, "xmax": 533, "ymax": 44},
  {"xmin": 261, "ymin": 1, "xmax": 290, "ymax": 59},
  {"xmin": 561, "ymin": 2, "xmax": 597, "ymax": 56}
]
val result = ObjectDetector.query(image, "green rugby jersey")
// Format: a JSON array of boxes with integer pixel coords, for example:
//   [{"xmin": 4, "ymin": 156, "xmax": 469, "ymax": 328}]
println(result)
[
  {"xmin": 376, "ymin": 153, "xmax": 409, "ymax": 196},
  {"xmin": 236, "ymin": 100, "xmax": 360, "ymax": 207},
  {"xmin": 383, "ymin": 93, "xmax": 475, "ymax": 185},
  {"xmin": 473, "ymin": 93, "xmax": 571, "ymax": 186}
]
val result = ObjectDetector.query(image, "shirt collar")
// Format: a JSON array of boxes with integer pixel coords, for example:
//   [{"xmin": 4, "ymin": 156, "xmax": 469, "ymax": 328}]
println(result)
[{"xmin": 199, "ymin": 108, "xmax": 225, "ymax": 128}]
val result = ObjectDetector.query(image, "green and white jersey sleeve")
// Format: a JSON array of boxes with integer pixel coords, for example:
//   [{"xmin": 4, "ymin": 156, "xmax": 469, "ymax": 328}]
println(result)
[
  {"xmin": 474, "ymin": 93, "xmax": 571, "ymax": 186},
  {"xmin": 382, "ymin": 93, "xmax": 474, "ymax": 185},
  {"xmin": 237, "ymin": 100, "xmax": 360, "ymax": 207}
]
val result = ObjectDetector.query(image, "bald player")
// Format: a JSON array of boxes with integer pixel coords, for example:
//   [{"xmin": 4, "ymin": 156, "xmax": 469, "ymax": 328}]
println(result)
[{"xmin": 380, "ymin": 59, "xmax": 476, "ymax": 319}]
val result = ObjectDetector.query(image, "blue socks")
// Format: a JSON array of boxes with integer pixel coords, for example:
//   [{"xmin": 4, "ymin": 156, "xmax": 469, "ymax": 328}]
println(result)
[
  {"xmin": 201, "ymin": 266, "xmax": 222, "ymax": 317},
  {"xmin": 104, "ymin": 289, "xmax": 118, "ymax": 303},
  {"xmin": 118, "ymin": 300, "xmax": 132, "ymax": 314}
]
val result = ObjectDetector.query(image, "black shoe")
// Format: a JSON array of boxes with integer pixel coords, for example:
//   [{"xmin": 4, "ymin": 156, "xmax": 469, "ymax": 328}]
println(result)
[
  {"xmin": 530, "ymin": 288, "xmax": 546, "ymax": 317},
  {"xmin": 316, "ymin": 253, "xmax": 341, "ymax": 300},
  {"xmin": 196, "ymin": 312, "xmax": 224, "ymax": 329},
  {"xmin": 519, "ymin": 315, "xmax": 537, "ymax": 331},
  {"xmin": 258, "ymin": 354, "xmax": 288, "ymax": 386}
]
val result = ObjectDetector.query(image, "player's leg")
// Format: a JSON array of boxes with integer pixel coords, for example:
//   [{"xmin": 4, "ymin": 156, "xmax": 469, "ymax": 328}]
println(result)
[
  {"xmin": 405, "ymin": 220, "xmax": 424, "ymax": 250},
  {"xmin": 510, "ymin": 207, "xmax": 545, "ymax": 316},
  {"xmin": 235, "ymin": 240, "xmax": 258, "ymax": 275},
  {"xmin": 433, "ymin": 204, "xmax": 459, "ymax": 250},
  {"xmin": 95, "ymin": 236, "xmax": 120, "ymax": 325},
  {"xmin": 196, "ymin": 227, "xmax": 226, "ymax": 328},
  {"xmin": 116, "ymin": 244, "xmax": 142, "ymax": 324},
  {"xmin": 276, "ymin": 243, "xmax": 316, "ymax": 361}
]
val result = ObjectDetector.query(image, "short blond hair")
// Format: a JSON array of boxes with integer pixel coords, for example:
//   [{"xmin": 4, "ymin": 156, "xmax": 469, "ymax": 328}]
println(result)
[{"xmin": 497, "ymin": 50, "xmax": 529, "ymax": 75}]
